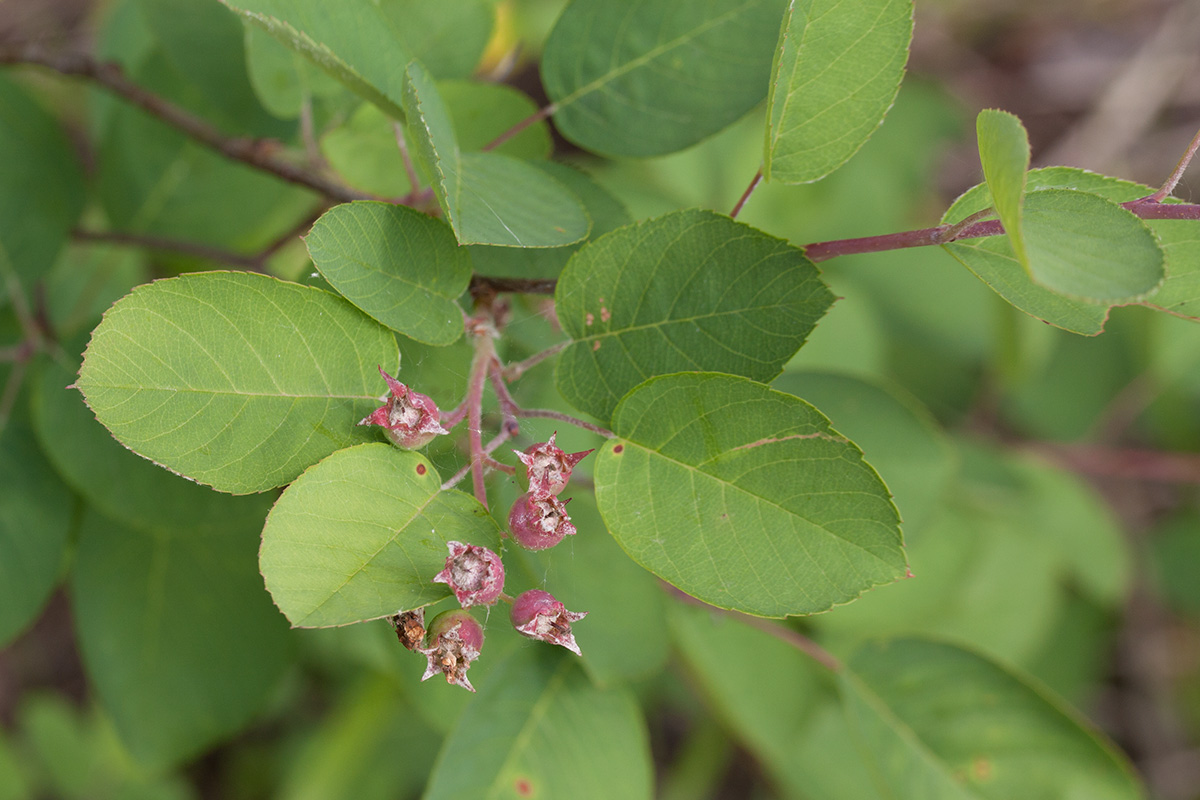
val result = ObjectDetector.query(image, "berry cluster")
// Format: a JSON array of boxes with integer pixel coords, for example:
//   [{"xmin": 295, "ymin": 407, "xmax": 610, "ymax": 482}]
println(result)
[{"xmin": 365, "ymin": 371, "xmax": 591, "ymax": 692}]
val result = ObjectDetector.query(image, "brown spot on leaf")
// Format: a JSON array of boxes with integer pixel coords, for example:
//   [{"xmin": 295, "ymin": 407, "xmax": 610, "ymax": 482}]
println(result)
[
  {"xmin": 593, "ymin": 341, "xmax": 601, "ymax": 351},
  {"xmin": 416, "ymin": 463, "xmax": 427, "ymax": 475},
  {"xmin": 971, "ymin": 757, "xmax": 992, "ymax": 781},
  {"xmin": 514, "ymin": 777, "xmax": 534, "ymax": 796},
  {"xmin": 612, "ymin": 444, "xmax": 624, "ymax": 454}
]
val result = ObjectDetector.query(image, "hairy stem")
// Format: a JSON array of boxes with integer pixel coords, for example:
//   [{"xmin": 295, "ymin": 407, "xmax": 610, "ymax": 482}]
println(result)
[
  {"xmin": 513, "ymin": 407, "xmax": 614, "ymax": 438},
  {"xmin": 502, "ymin": 341, "xmax": 569, "ymax": 381},
  {"xmin": 464, "ymin": 322, "xmax": 497, "ymax": 507},
  {"xmin": 730, "ymin": 168, "xmax": 763, "ymax": 219},
  {"xmin": 393, "ymin": 121, "xmax": 422, "ymax": 193},
  {"xmin": 0, "ymin": 44, "xmax": 373, "ymax": 204},
  {"xmin": 1149, "ymin": 125, "xmax": 1200, "ymax": 202}
]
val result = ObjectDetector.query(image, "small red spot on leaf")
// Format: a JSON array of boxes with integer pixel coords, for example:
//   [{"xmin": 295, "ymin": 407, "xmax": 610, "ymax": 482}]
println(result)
[
  {"xmin": 514, "ymin": 777, "xmax": 533, "ymax": 796},
  {"xmin": 416, "ymin": 464, "xmax": 427, "ymax": 475},
  {"xmin": 613, "ymin": 444, "xmax": 624, "ymax": 454}
]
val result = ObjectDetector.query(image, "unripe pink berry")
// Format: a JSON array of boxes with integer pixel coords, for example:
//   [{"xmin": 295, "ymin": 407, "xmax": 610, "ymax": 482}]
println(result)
[
  {"xmin": 510, "ymin": 589, "xmax": 587, "ymax": 656},
  {"xmin": 419, "ymin": 609, "xmax": 484, "ymax": 692},
  {"xmin": 432, "ymin": 541, "xmax": 505, "ymax": 607},
  {"xmin": 508, "ymin": 492, "xmax": 576, "ymax": 550},
  {"xmin": 514, "ymin": 433, "xmax": 592, "ymax": 498},
  {"xmin": 358, "ymin": 365, "xmax": 448, "ymax": 449}
]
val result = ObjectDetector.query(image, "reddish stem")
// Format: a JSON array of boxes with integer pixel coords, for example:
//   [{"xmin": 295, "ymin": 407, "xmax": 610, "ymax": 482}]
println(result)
[
  {"xmin": 464, "ymin": 323, "xmax": 497, "ymax": 507},
  {"xmin": 482, "ymin": 104, "xmax": 557, "ymax": 152},
  {"xmin": 730, "ymin": 169, "xmax": 763, "ymax": 219},
  {"xmin": 1148, "ymin": 126, "xmax": 1200, "ymax": 202}
]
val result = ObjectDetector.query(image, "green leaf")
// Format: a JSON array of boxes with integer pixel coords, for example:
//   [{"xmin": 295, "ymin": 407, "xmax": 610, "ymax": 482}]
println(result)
[
  {"xmin": 75, "ymin": 272, "xmax": 398, "ymax": 494},
  {"xmin": 0, "ymin": 416, "xmax": 72, "ymax": 646},
  {"xmin": 321, "ymin": 82, "xmax": 551, "ymax": 202},
  {"xmin": 305, "ymin": 202, "xmax": 471, "ymax": 346},
  {"xmin": 975, "ymin": 108, "xmax": 1029, "ymax": 266},
  {"xmin": 542, "ymin": 0, "xmax": 788, "ymax": 157},
  {"xmin": 595, "ymin": 373, "xmax": 905, "ymax": 617},
  {"xmin": 222, "ymin": 0, "xmax": 493, "ymax": 119},
  {"xmin": 555, "ymin": 209, "xmax": 833, "ymax": 421},
  {"xmin": 71, "ymin": 508, "xmax": 292, "ymax": 768},
  {"xmin": 33, "ymin": 355, "xmax": 270, "ymax": 537},
  {"xmin": 764, "ymin": 0, "xmax": 913, "ymax": 183},
  {"xmin": 942, "ymin": 168, "xmax": 1173, "ymax": 331},
  {"xmin": 242, "ymin": 22, "xmax": 345, "ymax": 120},
  {"xmin": 0, "ymin": 76, "xmax": 85, "ymax": 288},
  {"xmin": 468, "ymin": 161, "xmax": 631, "ymax": 281},
  {"xmin": 401, "ymin": 62, "xmax": 590, "ymax": 247},
  {"xmin": 774, "ymin": 370, "xmax": 954, "ymax": 537},
  {"xmin": 136, "ymin": 0, "xmax": 286, "ymax": 136},
  {"xmin": 259, "ymin": 443, "xmax": 504, "ymax": 627},
  {"xmin": 841, "ymin": 638, "xmax": 1145, "ymax": 800},
  {"xmin": 423, "ymin": 647, "xmax": 652, "ymax": 800}
]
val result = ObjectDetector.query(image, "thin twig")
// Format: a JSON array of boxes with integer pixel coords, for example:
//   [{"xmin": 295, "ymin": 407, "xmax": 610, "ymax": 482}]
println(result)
[
  {"xmin": 730, "ymin": 168, "xmax": 763, "ymax": 219},
  {"xmin": 440, "ymin": 425, "xmax": 516, "ymax": 490},
  {"xmin": 1025, "ymin": 442, "xmax": 1200, "ymax": 484},
  {"xmin": 464, "ymin": 320, "xmax": 498, "ymax": 507},
  {"xmin": 482, "ymin": 104, "xmax": 557, "ymax": 152},
  {"xmin": 0, "ymin": 44, "xmax": 372, "ymax": 204},
  {"xmin": 514, "ymin": 407, "xmax": 614, "ymax": 439},
  {"xmin": 502, "ymin": 340, "xmax": 569, "ymax": 381},
  {"xmin": 73, "ymin": 229, "xmax": 265, "ymax": 270},
  {"xmin": 393, "ymin": 122, "xmax": 422, "ymax": 193},
  {"xmin": 1150, "ymin": 125, "xmax": 1200, "ymax": 202}
]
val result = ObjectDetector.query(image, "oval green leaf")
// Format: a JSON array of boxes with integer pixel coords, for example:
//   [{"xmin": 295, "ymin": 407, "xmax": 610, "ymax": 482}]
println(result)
[
  {"xmin": 595, "ymin": 373, "xmax": 906, "ymax": 617},
  {"xmin": 401, "ymin": 62, "xmax": 590, "ymax": 248},
  {"xmin": 259, "ymin": 443, "xmax": 503, "ymax": 628},
  {"xmin": 555, "ymin": 209, "xmax": 833, "ymax": 422},
  {"xmin": 0, "ymin": 76, "xmax": 85, "ymax": 287},
  {"xmin": 842, "ymin": 637, "xmax": 1145, "ymax": 799},
  {"xmin": 71, "ymin": 508, "xmax": 292, "ymax": 768},
  {"xmin": 542, "ymin": 0, "xmax": 788, "ymax": 157},
  {"xmin": 305, "ymin": 202, "xmax": 471, "ymax": 346},
  {"xmin": 424, "ymin": 647, "xmax": 652, "ymax": 800},
  {"xmin": 764, "ymin": 0, "xmax": 912, "ymax": 183},
  {"xmin": 975, "ymin": 108, "xmax": 1029, "ymax": 265},
  {"xmin": 75, "ymin": 272, "xmax": 398, "ymax": 494},
  {"xmin": 0, "ymin": 416, "xmax": 72, "ymax": 646}
]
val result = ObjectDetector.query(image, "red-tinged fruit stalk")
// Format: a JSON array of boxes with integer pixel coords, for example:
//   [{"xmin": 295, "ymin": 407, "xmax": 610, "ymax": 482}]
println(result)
[
  {"xmin": 515, "ymin": 432, "xmax": 593, "ymax": 497},
  {"xmin": 432, "ymin": 541, "xmax": 505, "ymax": 607},
  {"xmin": 359, "ymin": 365, "xmax": 448, "ymax": 449},
  {"xmin": 508, "ymin": 491, "xmax": 577, "ymax": 550},
  {"xmin": 419, "ymin": 610, "xmax": 484, "ymax": 692},
  {"xmin": 510, "ymin": 589, "xmax": 587, "ymax": 656},
  {"xmin": 386, "ymin": 608, "xmax": 426, "ymax": 651}
]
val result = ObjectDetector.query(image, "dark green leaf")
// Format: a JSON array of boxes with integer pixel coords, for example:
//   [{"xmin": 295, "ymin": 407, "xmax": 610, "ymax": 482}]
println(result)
[
  {"xmin": 75, "ymin": 272, "xmax": 398, "ymax": 494},
  {"xmin": 0, "ymin": 77, "xmax": 85, "ymax": 288},
  {"xmin": 71, "ymin": 508, "xmax": 292, "ymax": 768},
  {"xmin": 0, "ymin": 416, "xmax": 72, "ymax": 646},
  {"xmin": 305, "ymin": 202, "xmax": 471, "ymax": 346},
  {"xmin": 242, "ymin": 22, "xmax": 345, "ymax": 120},
  {"xmin": 259, "ymin": 444, "xmax": 504, "ymax": 627},
  {"xmin": 423, "ymin": 647, "xmax": 652, "ymax": 800},
  {"xmin": 401, "ymin": 63, "xmax": 590, "ymax": 247},
  {"xmin": 842, "ymin": 638, "xmax": 1144, "ymax": 799},
  {"xmin": 764, "ymin": 0, "xmax": 912, "ymax": 183},
  {"xmin": 595, "ymin": 373, "xmax": 905, "ymax": 617},
  {"xmin": 542, "ymin": 0, "xmax": 788, "ymax": 156},
  {"xmin": 555, "ymin": 209, "xmax": 833, "ymax": 421}
]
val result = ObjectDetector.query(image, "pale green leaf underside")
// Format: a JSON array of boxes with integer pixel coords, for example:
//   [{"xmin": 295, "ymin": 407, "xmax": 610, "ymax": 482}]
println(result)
[
  {"xmin": 842, "ymin": 638, "xmax": 1145, "ymax": 800},
  {"xmin": 305, "ymin": 202, "xmax": 471, "ymax": 346},
  {"xmin": 75, "ymin": 272, "xmax": 397, "ymax": 494},
  {"xmin": 983, "ymin": 166, "xmax": 1200, "ymax": 321},
  {"xmin": 943, "ymin": 170, "xmax": 1173, "ymax": 333},
  {"xmin": 222, "ymin": 0, "xmax": 412, "ymax": 119},
  {"xmin": 595, "ymin": 373, "xmax": 905, "ymax": 617},
  {"xmin": 424, "ymin": 647, "xmax": 652, "ymax": 800},
  {"xmin": 542, "ymin": 0, "xmax": 788, "ymax": 157},
  {"xmin": 555, "ymin": 209, "xmax": 833, "ymax": 422},
  {"xmin": 764, "ymin": 0, "xmax": 912, "ymax": 183},
  {"xmin": 401, "ymin": 62, "xmax": 590, "ymax": 247},
  {"xmin": 259, "ymin": 444, "xmax": 503, "ymax": 628},
  {"xmin": 975, "ymin": 108, "xmax": 1029, "ymax": 265}
]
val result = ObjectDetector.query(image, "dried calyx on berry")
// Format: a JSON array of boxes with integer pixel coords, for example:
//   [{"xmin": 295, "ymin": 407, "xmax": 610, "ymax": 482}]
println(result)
[
  {"xmin": 510, "ymin": 589, "xmax": 587, "ymax": 656},
  {"xmin": 432, "ymin": 541, "xmax": 505, "ymax": 607},
  {"xmin": 386, "ymin": 608, "xmax": 426, "ymax": 651},
  {"xmin": 508, "ymin": 492, "xmax": 577, "ymax": 550},
  {"xmin": 515, "ymin": 433, "xmax": 592, "ymax": 497},
  {"xmin": 419, "ymin": 609, "xmax": 484, "ymax": 692},
  {"xmin": 358, "ymin": 365, "xmax": 448, "ymax": 450}
]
